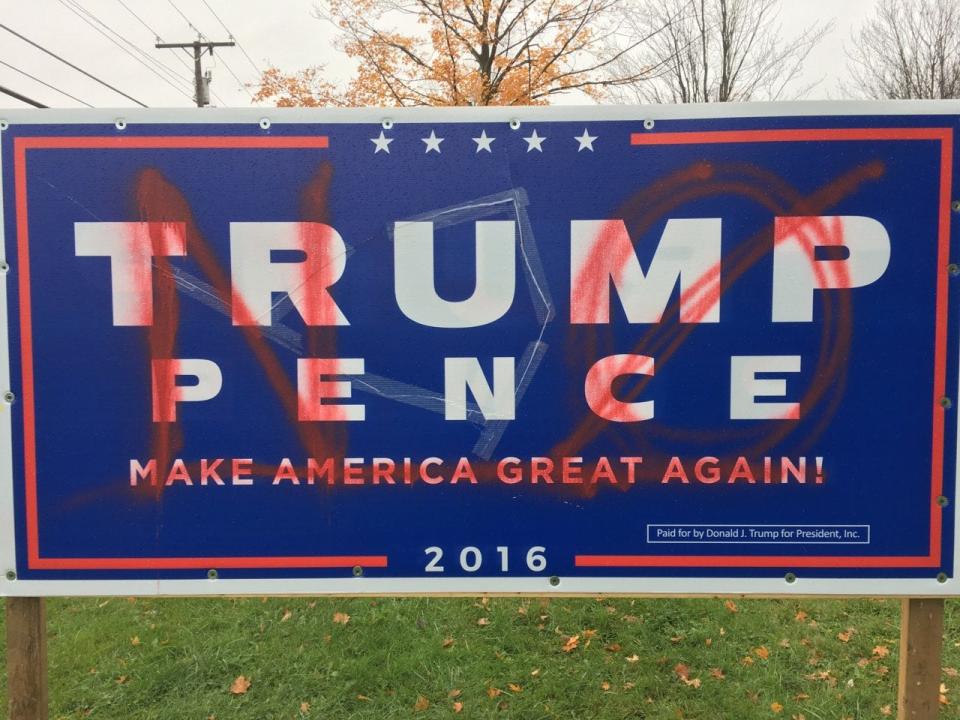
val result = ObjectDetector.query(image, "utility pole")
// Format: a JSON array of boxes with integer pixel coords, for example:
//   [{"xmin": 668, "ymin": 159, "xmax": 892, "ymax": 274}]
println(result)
[{"xmin": 156, "ymin": 38, "xmax": 235, "ymax": 107}]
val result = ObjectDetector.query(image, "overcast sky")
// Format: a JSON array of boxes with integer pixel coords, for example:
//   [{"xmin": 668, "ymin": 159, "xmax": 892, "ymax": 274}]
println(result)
[{"xmin": 0, "ymin": 0, "xmax": 881, "ymax": 110}]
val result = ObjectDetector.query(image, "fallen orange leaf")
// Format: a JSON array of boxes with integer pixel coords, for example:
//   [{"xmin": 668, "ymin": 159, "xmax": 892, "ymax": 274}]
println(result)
[
  {"xmin": 837, "ymin": 629, "xmax": 854, "ymax": 643},
  {"xmin": 754, "ymin": 646, "xmax": 770, "ymax": 660},
  {"xmin": 487, "ymin": 687, "xmax": 502, "ymax": 699},
  {"xmin": 452, "ymin": 701, "xmax": 463, "ymax": 713},
  {"xmin": 710, "ymin": 668, "xmax": 725, "ymax": 679},
  {"xmin": 281, "ymin": 609, "xmax": 292, "ymax": 622},
  {"xmin": 477, "ymin": 617, "xmax": 490, "ymax": 627},
  {"xmin": 724, "ymin": 600, "xmax": 738, "ymax": 613},
  {"xmin": 601, "ymin": 680, "xmax": 611, "ymax": 691},
  {"xmin": 794, "ymin": 610, "xmax": 808, "ymax": 622},
  {"xmin": 771, "ymin": 701, "xmax": 784, "ymax": 713},
  {"xmin": 448, "ymin": 689, "xmax": 462, "ymax": 698},
  {"xmin": 414, "ymin": 695, "xmax": 430, "ymax": 712},
  {"xmin": 880, "ymin": 705, "xmax": 892, "ymax": 716},
  {"xmin": 562, "ymin": 634, "xmax": 580, "ymax": 653},
  {"xmin": 626, "ymin": 654, "xmax": 639, "ymax": 663},
  {"xmin": 300, "ymin": 701, "xmax": 311, "ymax": 713},
  {"xmin": 508, "ymin": 683, "xmax": 522, "ymax": 693},
  {"xmin": 872, "ymin": 645, "xmax": 890, "ymax": 658},
  {"xmin": 674, "ymin": 663, "xmax": 701, "ymax": 688},
  {"xmin": 332, "ymin": 612, "xmax": 350, "ymax": 625},
  {"xmin": 442, "ymin": 637, "xmax": 455, "ymax": 648},
  {"xmin": 229, "ymin": 675, "xmax": 251, "ymax": 695}
]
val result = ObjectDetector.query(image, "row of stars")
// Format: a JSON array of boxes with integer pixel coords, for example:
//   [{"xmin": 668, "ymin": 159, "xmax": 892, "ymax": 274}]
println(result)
[{"xmin": 369, "ymin": 128, "xmax": 598, "ymax": 154}]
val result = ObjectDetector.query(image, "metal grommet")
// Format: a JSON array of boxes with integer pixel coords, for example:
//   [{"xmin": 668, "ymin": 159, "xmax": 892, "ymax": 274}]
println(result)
[
  {"xmin": 381, "ymin": 118, "xmax": 393, "ymax": 130},
  {"xmin": 259, "ymin": 118, "xmax": 271, "ymax": 130},
  {"xmin": 549, "ymin": 575, "xmax": 560, "ymax": 587},
  {"xmin": 784, "ymin": 572, "xmax": 797, "ymax": 584},
  {"xmin": 949, "ymin": 263, "xmax": 960, "ymax": 276},
  {"xmin": 5, "ymin": 570, "xmax": 15, "ymax": 581},
  {"xmin": 643, "ymin": 119, "xmax": 655, "ymax": 131},
  {"xmin": 0, "ymin": 260, "xmax": 9, "ymax": 273},
  {"xmin": 952, "ymin": 200, "xmax": 960, "ymax": 212},
  {"xmin": 937, "ymin": 495, "xmax": 951, "ymax": 507},
  {"xmin": 940, "ymin": 396, "xmax": 953, "ymax": 409},
  {"xmin": 0, "ymin": 120, "xmax": 8, "ymax": 131},
  {"xmin": 352, "ymin": 565, "xmax": 363, "ymax": 577},
  {"xmin": 207, "ymin": 568, "xmax": 218, "ymax": 580},
  {"xmin": 3, "ymin": 391, "xmax": 14, "ymax": 404},
  {"xmin": 937, "ymin": 572, "xmax": 949, "ymax": 583},
  {"xmin": 509, "ymin": 119, "xmax": 521, "ymax": 130},
  {"xmin": 115, "ymin": 119, "xmax": 127, "ymax": 131}
]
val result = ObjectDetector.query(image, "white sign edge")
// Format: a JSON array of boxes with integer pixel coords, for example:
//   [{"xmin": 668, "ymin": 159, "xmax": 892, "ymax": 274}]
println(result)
[{"xmin": 0, "ymin": 105, "xmax": 957, "ymax": 596}]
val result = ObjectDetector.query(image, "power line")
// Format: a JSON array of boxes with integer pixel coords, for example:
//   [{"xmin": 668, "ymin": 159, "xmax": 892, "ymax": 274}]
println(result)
[
  {"xmin": 0, "ymin": 84, "xmax": 48, "ymax": 108},
  {"xmin": 199, "ymin": 0, "xmax": 262, "ymax": 76},
  {"xmin": 116, "ymin": 0, "xmax": 162, "ymax": 38},
  {"xmin": 0, "ymin": 58, "xmax": 93, "ymax": 107},
  {"xmin": 164, "ymin": 0, "xmax": 253, "ymax": 100},
  {"xmin": 167, "ymin": 0, "xmax": 204, "ymax": 37},
  {"xmin": 57, "ymin": 0, "xmax": 195, "ymax": 101},
  {"xmin": 0, "ymin": 22, "xmax": 147, "ymax": 106},
  {"xmin": 68, "ymin": 0, "xmax": 193, "ymax": 89},
  {"xmin": 114, "ymin": 0, "xmax": 226, "ymax": 106},
  {"xmin": 215, "ymin": 52, "xmax": 254, "ymax": 99}
]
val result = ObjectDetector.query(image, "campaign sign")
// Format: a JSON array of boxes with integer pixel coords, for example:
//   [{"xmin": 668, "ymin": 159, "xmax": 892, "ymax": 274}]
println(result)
[{"xmin": 0, "ymin": 106, "xmax": 958, "ymax": 596}]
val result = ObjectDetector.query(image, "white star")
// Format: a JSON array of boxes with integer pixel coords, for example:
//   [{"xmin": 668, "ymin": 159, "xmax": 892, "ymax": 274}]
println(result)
[
  {"xmin": 472, "ymin": 130, "xmax": 495, "ymax": 153},
  {"xmin": 422, "ymin": 130, "xmax": 444, "ymax": 153},
  {"xmin": 370, "ymin": 130, "xmax": 393, "ymax": 154},
  {"xmin": 574, "ymin": 128, "xmax": 597, "ymax": 152},
  {"xmin": 523, "ymin": 129, "xmax": 546, "ymax": 152}
]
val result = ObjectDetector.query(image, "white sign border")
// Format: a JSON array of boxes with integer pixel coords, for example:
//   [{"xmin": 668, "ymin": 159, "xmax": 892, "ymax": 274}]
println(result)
[{"xmin": 0, "ymin": 102, "xmax": 957, "ymax": 596}]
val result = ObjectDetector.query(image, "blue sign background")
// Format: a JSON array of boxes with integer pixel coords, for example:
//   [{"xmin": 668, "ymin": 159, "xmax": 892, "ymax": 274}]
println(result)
[{"xmin": 2, "ymin": 113, "xmax": 957, "ymax": 585}]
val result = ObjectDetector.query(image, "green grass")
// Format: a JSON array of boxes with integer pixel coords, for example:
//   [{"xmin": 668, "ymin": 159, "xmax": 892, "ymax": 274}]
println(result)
[{"xmin": 3, "ymin": 597, "xmax": 960, "ymax": 719}]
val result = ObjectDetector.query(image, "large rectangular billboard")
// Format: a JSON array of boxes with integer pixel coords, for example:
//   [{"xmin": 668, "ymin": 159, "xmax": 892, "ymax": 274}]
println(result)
[{"xmin": 0, "ymin": 104, "xmax": 957, "ymax": 595}]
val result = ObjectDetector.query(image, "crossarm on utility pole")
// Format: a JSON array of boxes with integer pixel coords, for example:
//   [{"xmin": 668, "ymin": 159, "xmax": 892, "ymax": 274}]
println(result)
[{"xmin": 155, "ymin": 39, "xmax": 235, "ymax": 107}]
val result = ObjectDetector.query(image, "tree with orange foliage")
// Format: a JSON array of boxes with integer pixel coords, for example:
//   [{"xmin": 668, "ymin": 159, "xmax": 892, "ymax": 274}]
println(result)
[{"xmin": 254, "ymin": 0, "xmax": 666, "ymax": 107}]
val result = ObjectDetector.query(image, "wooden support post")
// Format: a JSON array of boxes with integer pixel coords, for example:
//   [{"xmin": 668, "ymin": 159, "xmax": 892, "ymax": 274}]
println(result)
[
  {"xmin": 898, "ymin": 598, "xmax": 944, "ymax": 720},
  {"xmin": 6, "ymin": 597, "xmax": 48, "ymax": 720}
]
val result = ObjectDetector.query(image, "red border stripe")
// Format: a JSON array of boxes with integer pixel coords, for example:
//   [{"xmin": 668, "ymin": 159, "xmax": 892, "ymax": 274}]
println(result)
[
  {"xmin": 575, "ymin": 554, "xmax": 941, "ymax": 569},
  {"xmin": 17, "ymin": 135, "xmax": 329, "ymax": 150},
  {"xmin": 30, "ymin": 555, "xmax": 388, "ymax": 570},
  {"xmin": 631, "ymin": 127, "xmax": 950, "ymax": 145}
]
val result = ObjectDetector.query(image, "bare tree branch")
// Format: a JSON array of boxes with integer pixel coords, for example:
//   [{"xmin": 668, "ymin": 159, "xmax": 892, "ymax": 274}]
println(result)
[
  {"xmin": 603, "ymin": 0, "xmax": 830, "ymax": 104},
  {"xmin": 845, "ymin": 0, "xmax": 960, "ymax": 99}
]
